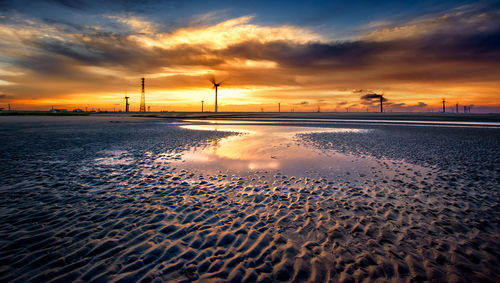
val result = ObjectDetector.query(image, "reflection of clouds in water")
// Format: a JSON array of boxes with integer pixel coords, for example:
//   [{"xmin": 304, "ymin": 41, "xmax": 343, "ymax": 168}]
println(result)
[
  {"xmin": 173, "ymin": 123, "xmax": 377, "ymax": 176},
  {"xmin": 211, "ymin": 134, "xmax": 289, "ymax": 160},
  {"xmin": 248, "ymin": 161, "xmax": 280, "ymax": 170}
]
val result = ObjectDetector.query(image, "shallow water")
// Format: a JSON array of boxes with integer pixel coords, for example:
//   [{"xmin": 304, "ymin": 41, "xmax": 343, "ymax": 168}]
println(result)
[
  {"xmin": 185, "ymin": 118, "xmax": 500, "ymax": 128},
  {"xmin": 167, "ymin": 120, "xmax": 432, "ymax": 181}
]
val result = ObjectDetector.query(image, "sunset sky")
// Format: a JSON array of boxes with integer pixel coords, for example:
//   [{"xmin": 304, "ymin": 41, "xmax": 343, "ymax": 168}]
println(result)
[{"xmin": 0, "ymin": 0, "xmax": 499, "ymax": 112}]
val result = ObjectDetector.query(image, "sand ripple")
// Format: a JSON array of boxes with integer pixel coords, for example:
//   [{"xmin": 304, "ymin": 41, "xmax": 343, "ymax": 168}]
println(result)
[{"xmin": 0, "ymin": 117, "xmax": 499, "ymax": 282}]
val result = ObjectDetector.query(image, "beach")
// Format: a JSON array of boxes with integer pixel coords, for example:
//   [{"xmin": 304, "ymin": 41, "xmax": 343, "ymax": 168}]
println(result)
[{"xmin": 0, "ymin": 115, "xmax": 499, "ymax": 282}]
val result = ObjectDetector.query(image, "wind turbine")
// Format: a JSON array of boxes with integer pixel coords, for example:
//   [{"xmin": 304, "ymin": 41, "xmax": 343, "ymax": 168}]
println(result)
[
  {"xmin": 124, "ymin": 94, "xmax": 130, "ymax": 112},
  {"xmin": 380, "ymin": 92, "xmax": 384, "ymax": 113},
  {"xmin": 209, "ymin": 76, "xmax": 223, "ymax": 113}
]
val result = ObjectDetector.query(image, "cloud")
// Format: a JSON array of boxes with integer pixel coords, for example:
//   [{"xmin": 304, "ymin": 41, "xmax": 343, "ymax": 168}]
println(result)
[
  {"xmin": 294, "ymin": 101, "xmax": 309, "ymax": 105},
  {"xmin": 0, "ymin": 3, "xmax": 499, "ymax": 111},
  {"xmin": 110, "ymin": 14, "xmax": 322, "ymax": 50},
  {"xmin": 0, "ymin": 93, "xmax": 13, "ymax": 102}
]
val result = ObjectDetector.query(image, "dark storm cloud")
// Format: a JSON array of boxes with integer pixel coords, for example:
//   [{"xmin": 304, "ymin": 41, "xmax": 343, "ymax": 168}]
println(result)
[
  {"xmin": 219, "ymin": 40, "xmax": 388, "ymax": 70},
  {"xmin": 40, "ymin": 18, "xmax": 91, "ymax": 33},
  {"xmin": 0, "ymin": 0, "xmax": 156, "ymax": 13},
  {"xmin": 21, "ymin": 14, "xmax": 500, "ymax": 89},
  {"xmin": 11, "ymin": 4, "xmax": 499, "ymax": 84},
  {"xmin": 220, "ymin": 25, "xmax": 500, "ymax": 74},
  {"xmin": 52, "ymin": 0, "xmax": 89, "ymax": 10},
  {"xmin": 24, "ymin": 35, "xmax": 223, "ymax": 74}
]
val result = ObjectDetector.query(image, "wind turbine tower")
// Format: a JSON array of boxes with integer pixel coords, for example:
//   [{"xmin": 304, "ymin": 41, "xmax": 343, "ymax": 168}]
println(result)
[
  {"xmin": 125, "ymin": 95, "xmax": 130, "ymax": 112},
  {"xmin": 210, "ymin": 77, "xmax": 222, "ymax": 112},
  {"xmin": 140, "ymin": 78, "xmax": 146, "ymax": 112}
]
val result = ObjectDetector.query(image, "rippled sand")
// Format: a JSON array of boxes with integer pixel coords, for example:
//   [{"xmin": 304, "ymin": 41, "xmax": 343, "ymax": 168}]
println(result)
[{"xmin": 0, "ymin": 116, "xmax": 499, "ymax": 282}]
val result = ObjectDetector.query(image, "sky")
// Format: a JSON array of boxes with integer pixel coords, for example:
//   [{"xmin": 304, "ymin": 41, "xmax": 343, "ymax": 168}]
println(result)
[{"xmin": 0, "ymin": 0, "xmax": 499, "ymax": 112}]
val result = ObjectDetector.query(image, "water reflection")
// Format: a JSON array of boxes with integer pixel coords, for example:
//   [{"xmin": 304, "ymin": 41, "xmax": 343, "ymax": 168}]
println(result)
[{"xmin": 171, "ymin": 122, "xmax": 377, "ymax": 178}]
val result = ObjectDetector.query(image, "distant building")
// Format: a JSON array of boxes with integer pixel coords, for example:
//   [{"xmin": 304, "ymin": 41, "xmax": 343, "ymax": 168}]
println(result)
[
  {"xmin": 72, "ymin": 109, "xmax": 84, "ymax": 112},
  {"xmin": 50, "ymin": 109, "xmax": 68, "ymax": 113}
]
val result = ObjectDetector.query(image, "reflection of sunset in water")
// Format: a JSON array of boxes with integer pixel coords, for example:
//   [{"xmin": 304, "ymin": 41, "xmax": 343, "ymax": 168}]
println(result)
[{"xmin": 174, "ymin": 121, "xmax": 378, "ymax": 176}]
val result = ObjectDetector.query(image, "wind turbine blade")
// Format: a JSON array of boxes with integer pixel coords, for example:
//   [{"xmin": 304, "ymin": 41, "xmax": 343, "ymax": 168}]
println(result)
[{"xmin": 208, "ymin": 75, "xmax": 216, "ymax": 84}]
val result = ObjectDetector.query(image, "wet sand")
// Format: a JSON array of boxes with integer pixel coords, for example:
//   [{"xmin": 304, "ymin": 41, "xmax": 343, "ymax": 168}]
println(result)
[{"xmin": 0, "ymin": 116, "xmax": 499, "ymax": 282}]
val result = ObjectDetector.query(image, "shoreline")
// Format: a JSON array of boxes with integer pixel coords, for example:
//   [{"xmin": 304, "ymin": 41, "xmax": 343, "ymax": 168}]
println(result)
[{"xmin": 2, "ymin": 111, "xmax": 500, "ymax": 122}]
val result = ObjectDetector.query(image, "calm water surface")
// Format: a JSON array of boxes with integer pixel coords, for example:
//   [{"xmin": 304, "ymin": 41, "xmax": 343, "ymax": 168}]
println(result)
[{"xmin": 166, "ymin": 120, "xmax": 431, "ymax": 181}]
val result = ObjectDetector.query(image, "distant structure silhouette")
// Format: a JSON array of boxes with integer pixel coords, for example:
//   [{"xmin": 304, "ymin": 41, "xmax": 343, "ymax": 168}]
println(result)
[
  {"xmin": 125, "ymin": 95, "xmax": 130, "ymax": 112},
  {"xmin": 201, "ymin": 100, "xmax": 204, "ymax": 112},
  {"xmin": 209, "ymin": 77, "xmax": 222, "ymax": 112},
  {"xmin": 442, "ymin": 98, "xmax": 446, "ymax": 113},
  {"xmin": 361, "ymin": 93, "xmax": 385, "ymax": 112},
  {"xmin": 278, "ymin": 103, "xmax": 281, "ymax": 113},
  {"xmin": 140, "ymin": 78, "xmax": 146, "ymax": 112},
  {"xmin": 456, "ymin": 103, "xmax": 458, "ymax": 113}
]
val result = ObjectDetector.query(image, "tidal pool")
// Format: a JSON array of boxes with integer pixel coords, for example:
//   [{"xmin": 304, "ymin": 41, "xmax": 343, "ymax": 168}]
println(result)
[{"xmin": 167, "ymin": 120, "xmax": 432, "ymax": 181}]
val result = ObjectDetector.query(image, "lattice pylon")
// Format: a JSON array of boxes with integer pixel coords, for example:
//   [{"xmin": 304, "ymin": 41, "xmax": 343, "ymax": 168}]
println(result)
[{"xmin": 140, "ymin": 78, "xmax": 146, "ymax": 112}]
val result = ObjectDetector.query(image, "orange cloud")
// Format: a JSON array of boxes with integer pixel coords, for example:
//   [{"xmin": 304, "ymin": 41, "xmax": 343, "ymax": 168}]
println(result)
[{"xmin": 0, "ymin": 7, "xmax": 499, "ymax": 112}]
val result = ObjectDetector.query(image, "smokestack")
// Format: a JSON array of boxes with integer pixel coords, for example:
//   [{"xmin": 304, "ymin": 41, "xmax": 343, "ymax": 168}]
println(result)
[
  {"xmin": 380, "ymin": 96, "xmax": 383, "ymax": 113},
  {"xmin": 442, "ymin": 99, "xmax": 446, "ymax": 113}
]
